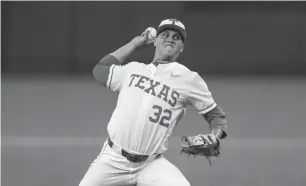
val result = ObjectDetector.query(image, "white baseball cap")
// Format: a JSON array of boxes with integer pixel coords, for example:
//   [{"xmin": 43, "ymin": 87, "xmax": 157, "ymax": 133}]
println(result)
[{"xmin": 157, "ymin": 18, "xmax": 186, "ymax": 42}]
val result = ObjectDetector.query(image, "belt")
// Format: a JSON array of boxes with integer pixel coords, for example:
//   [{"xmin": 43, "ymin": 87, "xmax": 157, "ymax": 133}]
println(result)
[{"xmin": 107, "ymin": 138, "xmax": 159, "ymax": 163}]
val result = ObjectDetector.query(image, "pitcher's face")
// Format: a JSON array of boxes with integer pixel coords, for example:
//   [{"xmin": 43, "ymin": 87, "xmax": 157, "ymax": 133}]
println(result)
[{"xmin": 154, "ymin": 30, "xmax": 184, "ymax": 60}]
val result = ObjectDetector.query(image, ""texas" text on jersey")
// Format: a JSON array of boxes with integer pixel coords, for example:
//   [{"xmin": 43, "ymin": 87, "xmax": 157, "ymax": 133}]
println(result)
[{"xmin": 128, "ymin": 74, "xmax": 180, "ymax": 107}]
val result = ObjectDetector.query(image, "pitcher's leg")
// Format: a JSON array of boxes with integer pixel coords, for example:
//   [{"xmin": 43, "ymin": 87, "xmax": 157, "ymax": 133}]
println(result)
[
  {"xmin": 79, "ymin": 142, "xmax": 131, "ymax": 186},
  {"xmin": 137, "ymin": 156, "xmax": 191, "ymax": 186}
]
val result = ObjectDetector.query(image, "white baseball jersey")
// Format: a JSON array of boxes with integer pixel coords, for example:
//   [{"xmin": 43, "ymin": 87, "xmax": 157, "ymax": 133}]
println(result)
[{"xmin": 106, "ymin": 61, "xmax": 216, "ymax": 155}]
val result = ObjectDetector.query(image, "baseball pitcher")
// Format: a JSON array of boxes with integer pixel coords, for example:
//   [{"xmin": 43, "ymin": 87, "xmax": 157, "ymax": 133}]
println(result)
[{"xmin": 79, "ymin": 18, "xmax": 228, "ymax": 186}]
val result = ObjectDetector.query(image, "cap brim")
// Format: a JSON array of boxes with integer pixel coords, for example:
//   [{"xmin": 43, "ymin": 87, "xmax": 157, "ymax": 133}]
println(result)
[{"xmin": 157, "ymin": 24, "xmax": 186, "ymax": 42}]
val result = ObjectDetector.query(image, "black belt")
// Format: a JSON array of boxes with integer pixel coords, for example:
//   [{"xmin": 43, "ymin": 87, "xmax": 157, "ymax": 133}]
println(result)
[{"xmin": 107, "ymin": 138, "xmax": 150, "ymax": 163}]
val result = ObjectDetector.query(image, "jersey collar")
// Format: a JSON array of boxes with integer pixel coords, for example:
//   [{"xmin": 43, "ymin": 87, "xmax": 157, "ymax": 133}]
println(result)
[{"xmin": 147, "ymin": 63, "xmax": 157, "ymax": 74}]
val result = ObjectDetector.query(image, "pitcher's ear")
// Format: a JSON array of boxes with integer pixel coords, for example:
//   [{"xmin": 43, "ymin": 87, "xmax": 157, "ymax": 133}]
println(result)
[{"xmin": 180, "ymin": 44, "xmax": 184, "ymax": 52}]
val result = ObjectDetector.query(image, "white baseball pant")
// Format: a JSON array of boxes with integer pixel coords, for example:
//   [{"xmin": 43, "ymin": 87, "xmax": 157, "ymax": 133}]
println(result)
[{"xmin": 79, "ymin": 140, "xmax": 191, "ymax": 186}]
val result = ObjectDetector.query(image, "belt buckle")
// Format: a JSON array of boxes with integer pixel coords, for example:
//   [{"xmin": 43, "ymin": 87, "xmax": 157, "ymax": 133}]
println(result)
[
  {"xmin": 122, "ymin": 150, "xmax": 148, "ymax": 163},
  {"xmin": 108, "ymin": 138, "xmax": 149, "ymax": 163}
]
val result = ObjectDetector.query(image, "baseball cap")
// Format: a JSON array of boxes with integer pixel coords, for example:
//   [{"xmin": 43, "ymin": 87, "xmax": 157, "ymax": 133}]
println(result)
[{"xmin": 157, "ymin": 18, "xmax": 186, "ymax": 42}]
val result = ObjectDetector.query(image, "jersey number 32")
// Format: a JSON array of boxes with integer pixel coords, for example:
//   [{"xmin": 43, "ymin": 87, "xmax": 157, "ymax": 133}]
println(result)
[{"xmin": 149, "ymin": 105, "xmax": 172, "ymax": 128}]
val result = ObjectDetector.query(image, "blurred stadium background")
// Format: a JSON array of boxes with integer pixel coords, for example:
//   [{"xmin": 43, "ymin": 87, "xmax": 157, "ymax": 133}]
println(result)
[{"xmin": 1, "ymin": 1, "xmax": 306, "ymax": 186}]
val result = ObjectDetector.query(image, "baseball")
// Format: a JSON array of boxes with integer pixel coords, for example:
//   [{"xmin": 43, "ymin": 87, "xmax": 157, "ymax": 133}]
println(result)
[{"xmin": 145, "ymin": 27, "xmax": 157, "ymax": 43}]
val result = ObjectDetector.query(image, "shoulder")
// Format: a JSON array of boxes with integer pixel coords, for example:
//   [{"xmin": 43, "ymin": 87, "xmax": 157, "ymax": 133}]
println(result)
[
  {"xmin": 172, "ymin": 62, "xmax": 199, "ymax": 81},
  {"xmin": 172, "ymin": 62, "xmax": 191, "ymax": 72},
  {"xmin": 113, "ymin": 61, "xmax": 144, "ymax": 72},
  {"xmin": 124, "ymin": 61, "xmax": 145, "ymax": 68},
  {"xmin": 175, "ymin": 62, "xmax": 210, "ymax": 87}
]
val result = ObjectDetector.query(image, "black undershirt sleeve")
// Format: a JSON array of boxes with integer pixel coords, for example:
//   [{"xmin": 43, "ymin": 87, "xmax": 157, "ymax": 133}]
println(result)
[
  {"xmin": 202, "ymin": 105, "xmax": 228, "ymax": 139},
  {"xmin": 92, "ymin": 55, "xmax": 121, "ymax": 86}
]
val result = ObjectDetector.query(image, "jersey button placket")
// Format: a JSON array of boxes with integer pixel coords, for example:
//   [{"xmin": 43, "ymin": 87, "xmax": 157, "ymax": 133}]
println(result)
[{"xmin": 148, "ymin": 64, "xmax": 157, "ymax": 76}]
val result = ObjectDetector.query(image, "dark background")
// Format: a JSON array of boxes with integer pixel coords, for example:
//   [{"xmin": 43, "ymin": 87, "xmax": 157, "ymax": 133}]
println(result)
[
  {"xmin": 2, "ymin": 1, "xmax": 306, "ymax": 75},
  {"xmin": 1, "ymin": 2, "xmax": 306, "ymax": 186}
]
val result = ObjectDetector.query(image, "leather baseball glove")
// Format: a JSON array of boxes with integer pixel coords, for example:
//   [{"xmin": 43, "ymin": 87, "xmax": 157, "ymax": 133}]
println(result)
[{"xmin": 180, "ymin": 134, "xmax": 220, "ymax": 165}]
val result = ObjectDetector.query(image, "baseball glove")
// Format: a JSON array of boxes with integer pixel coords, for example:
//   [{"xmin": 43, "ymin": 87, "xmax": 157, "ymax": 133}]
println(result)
[{"xmin": 180, "ymin": 134, "xmax": 220, "ymax": 165}]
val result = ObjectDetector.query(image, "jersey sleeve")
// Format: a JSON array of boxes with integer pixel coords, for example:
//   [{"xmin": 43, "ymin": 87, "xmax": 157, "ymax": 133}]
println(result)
[
  {"xmin": 93, "ymin": 55, "xmax": 130, "ymax": 93},
  {"xmin": 187, "ymin": 73, "xmax": 217, "ymax": 114},
  {"xmin": 107, "ymin": 64, "xmax": 128, "ymax": 93}
]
